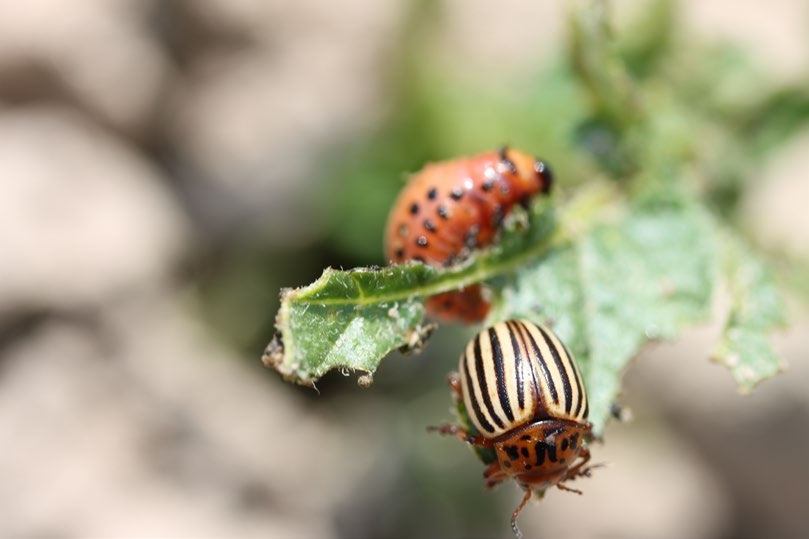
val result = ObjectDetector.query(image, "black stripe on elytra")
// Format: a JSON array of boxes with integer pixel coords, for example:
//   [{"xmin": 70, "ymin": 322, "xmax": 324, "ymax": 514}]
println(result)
[
  {"xmin": 488, "ymin": 327, "xmax": 514, "ymax": 423},
  {"xmin": 506, "ymin": 322, "xmax": 525, "ymax": 410},
  {"xmin": 474, "ymin": 334, "xmax": 505, "ymax": 430},
  {"xmin": 538, "ymin": 325, "xmax": 573, "ymax": 415},
  {"xmin": 561, "ymin": 340, "xmax": 585, "ymax": 418},
  {"xmin": 462, "ymin": 353, "xmax": 495, "ymax": 434},
  {"xmin": 523, "ymin": 325, "xmax": 558, "ymax": 404}
]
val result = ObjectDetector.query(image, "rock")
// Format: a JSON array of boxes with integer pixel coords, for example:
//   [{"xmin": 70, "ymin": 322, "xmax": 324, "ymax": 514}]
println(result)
[
  {"xmin": 166, "ymin": 0, "xmax": 400, "ymax": 245},
  {"xmin": 0, "ymin": 107, "xmax": 187, "ymax": 313},
  {"xmin": 742, "ymin": 130, "xmax": 809, "ymax": 260},
  {"xmin": 0, "ymin": 0, "xmax": 168, "ymax": 138},
  {"xmin": 0, "ymin": 293, "xmax": 397, "ymax": 537}
]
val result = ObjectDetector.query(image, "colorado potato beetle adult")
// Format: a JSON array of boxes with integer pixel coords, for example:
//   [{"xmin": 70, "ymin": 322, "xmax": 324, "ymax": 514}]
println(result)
[
  {"xmin": 430, "ymin": 319, "xmax": 595, "ymax": 538},
  {"xmin": 385, "ymin": 148, "xmax": 553, "ymax": 323}
]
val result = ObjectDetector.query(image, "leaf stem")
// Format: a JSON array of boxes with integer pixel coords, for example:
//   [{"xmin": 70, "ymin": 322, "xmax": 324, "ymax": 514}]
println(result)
[{"xmin": 295, "ymin": 181, "xmax": 621, "ymax": 307}]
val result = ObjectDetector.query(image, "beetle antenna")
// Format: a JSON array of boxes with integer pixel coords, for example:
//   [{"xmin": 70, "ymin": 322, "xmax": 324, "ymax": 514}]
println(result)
[{"xmin": 511, "ymin": 489, "xmax": 532, "ymax": 539}]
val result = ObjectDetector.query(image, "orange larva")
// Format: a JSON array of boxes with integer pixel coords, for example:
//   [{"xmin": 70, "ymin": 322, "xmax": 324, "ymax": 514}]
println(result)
[{"xmin": 384, "ymin": 147, "xmax": 553, "ymax": 323}]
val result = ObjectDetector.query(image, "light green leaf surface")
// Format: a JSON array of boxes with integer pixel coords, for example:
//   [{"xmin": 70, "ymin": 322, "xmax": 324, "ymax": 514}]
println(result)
[
  {"xmin": 266, "ymin": 183, "xmax": 787, "ymax": 435},
  {"xmin": 491, "ymin": 201, "xmax": 716, "ymax": 434},
  {"xmin": 264, "ymin": 264, "xmax": 433, "ymax": 385},
  {"xmin": 713, "ymin": 237, "xmax": 788, "ymax": 392},
  {"xmin": 264, "ymin": 185, "xmax": 615, "ymax": 386}
]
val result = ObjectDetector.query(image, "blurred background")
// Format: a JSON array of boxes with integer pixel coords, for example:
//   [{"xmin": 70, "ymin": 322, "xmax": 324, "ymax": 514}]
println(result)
[{"xmin": 1, "ymin": 0, "xmax": 808, "ymax": 538}]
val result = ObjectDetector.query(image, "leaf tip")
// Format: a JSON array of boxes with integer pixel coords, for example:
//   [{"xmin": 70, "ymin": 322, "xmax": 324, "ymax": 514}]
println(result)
[{"xmin": 261, "ymin": 331, "xmax": 284, "ymax": 369}]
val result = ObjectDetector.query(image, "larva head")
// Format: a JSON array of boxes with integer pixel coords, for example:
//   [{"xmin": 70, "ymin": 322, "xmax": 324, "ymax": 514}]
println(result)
[{"xmin": 497, "ymin": 147, "xmax": 553, "ymax": 199}]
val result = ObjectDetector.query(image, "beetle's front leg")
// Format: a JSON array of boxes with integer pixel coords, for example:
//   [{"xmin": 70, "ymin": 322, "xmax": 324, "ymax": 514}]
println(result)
[
  {"xmin": 447, "ymin": 371, "xmax": 463, "ymax": 400},
  {"xmin": 563, "ymin": 447, "xmax": 604, "ymax": 483},
  {"xmin": 556, "ymin": 482, "xmax": 583, "ymax": 495},
  {"xmin": 483, "ymin": 461, "xmax": 509, "ymax": 490},
  {"xmin": 565, "ymin": 447, "xmax": 591, "ymax": 478}
]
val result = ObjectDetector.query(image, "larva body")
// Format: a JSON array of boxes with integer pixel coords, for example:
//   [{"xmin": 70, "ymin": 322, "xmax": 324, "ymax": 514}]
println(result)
[{"xmin": 385, "ymin": 149, "xmax": 552, "ymax": 323}]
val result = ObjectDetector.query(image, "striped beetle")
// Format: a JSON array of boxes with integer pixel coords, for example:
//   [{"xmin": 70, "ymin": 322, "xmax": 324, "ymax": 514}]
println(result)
[{"xmin": 430, "ymin": 319, "xmax": 595, "ymax": 538}]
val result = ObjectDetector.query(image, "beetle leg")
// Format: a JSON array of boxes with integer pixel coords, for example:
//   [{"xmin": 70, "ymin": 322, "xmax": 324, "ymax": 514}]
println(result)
[
  {"xmin": 582, "ymin": 421, "xmax": 599, "ymax": 443},
  {"xmin": 556, "ymin": 482, "xmax": 583, "ymax": 495},
  {"xmin": 427, "ymin": 423, "xmax": 494, "ymax": 447},
  {"xmin": 562, "ymin": 447, "xmax": 604, "ymax": 482},
  {"xmin": 557, "ymin": 448, "xmax": 599, "ymax": 493},
  {"xmin": 566, "ymin": 447, "xmax": 591, "ymax": 475},
  {"xmin": 447, "ymin": 371, "xmax": 462, "ymax": 399},
  {"xmin": 511, "ymin": 488, "xmax": 532, "ymax": 539},
  {"xmin": 483, "ymin": 461, "xmax": 509, "ymax": 490}
]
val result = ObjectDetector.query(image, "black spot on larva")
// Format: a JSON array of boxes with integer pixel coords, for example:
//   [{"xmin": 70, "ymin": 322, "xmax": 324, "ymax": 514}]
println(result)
[
  {"xmin": 450, "ymin": 187, "xmax": 464, "ymax": 200},
  {"xmin": 482, "ymin": 178, "xmax": 495, "ymax": 192},
  {"xmin": 504, "ymin": 461, "xmax": 512, "ymax": 468},
  {"xmin": 395, "ymin": 248, "xmax": 404, "ymax": 259},
  {"xmin": 559, "ymin": 458, "xmax": 566, "ymax": 464},
  {"xmin": 416, "ymin": 236, "xmax": 428, "ymax": 247},
  {"xmin": 519, "ymin": 195, "xmax": 531, "ymax": 209},
  {"xmin": 442, "ymin": 253, "xmax": 458, "ymax": 267},
  {"xmin": 525, "ymin": 464, "xmax": 532, "ymax": 470},
  {"xmin": 520, "ymin": 447, "xmax": 529, "ymax": 458},
  {"xmin": 465, "ymin": 224, "xmax": 480, "ymax": 248},
  {"xmin": 410, "ymin": 202, "xmax": 419, "ymax": 215},
  {"xmin": 570, "ymin": 433, "xmax": 578, "ymax": 449},
  {"xmin": 427, "ymin": 187, "xmax": 438, "ymax": 200},
  {"xmin": 520, "ymin": 435, "xmax": 531, "ymax": 441},
  {"xmin": 503, "ymin": 445, "xmax": 520, "ymax": 461},
  {"xmin": 398, "ymin": 223, "xmax": 409, "ymax": 236},
  {"xmin": 492, "ymin": 204, "xmax": 505, "ymax": 228},
  {"xmin": 437, "ymin": 205, "xmax": 450, "ymax": 220},
  {"xmin": 442, "ymin": 297, "xmax": 453, "ymax": 308},
  {"xmin": 424, "ymin": 219, "xmax": 436, "ymax": 232},
  {"xmin": 561, "ymin": 438, "xmax": 569, "ymax": 451}
]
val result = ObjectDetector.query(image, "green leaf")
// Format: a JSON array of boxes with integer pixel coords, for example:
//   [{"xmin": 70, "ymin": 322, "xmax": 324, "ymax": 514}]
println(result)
[
  {"xmin": 264, "ymin": 183, "xmax": 618, "ymax": 386},
  {"xmin": 264, "ymin": 172, "xmax": 783, "ymax": 435},
  {"xmin": 569, "ymin": 1, "xmax": 643, "ymax": 135},
  {"xmin": 739, "ymin": 85, "xmax": 809, "ymax": 157},
  {"xmin": 713, "ymin": 237, "xmax": 788, "ymax": 392},
  {"xmin": 616, "ymin": 0, "xmax": 677, "ymax": 79},
  {"xmin": 265, "ymin": 177, "xmax": 787, "ymax": 434},
  {"xmin": 261, "ymin": 0, "xmax": 796, "ymax": 439},
  {"xmin": 491, "ymin": 199, "xmax": 715, "ymax": 434}
]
